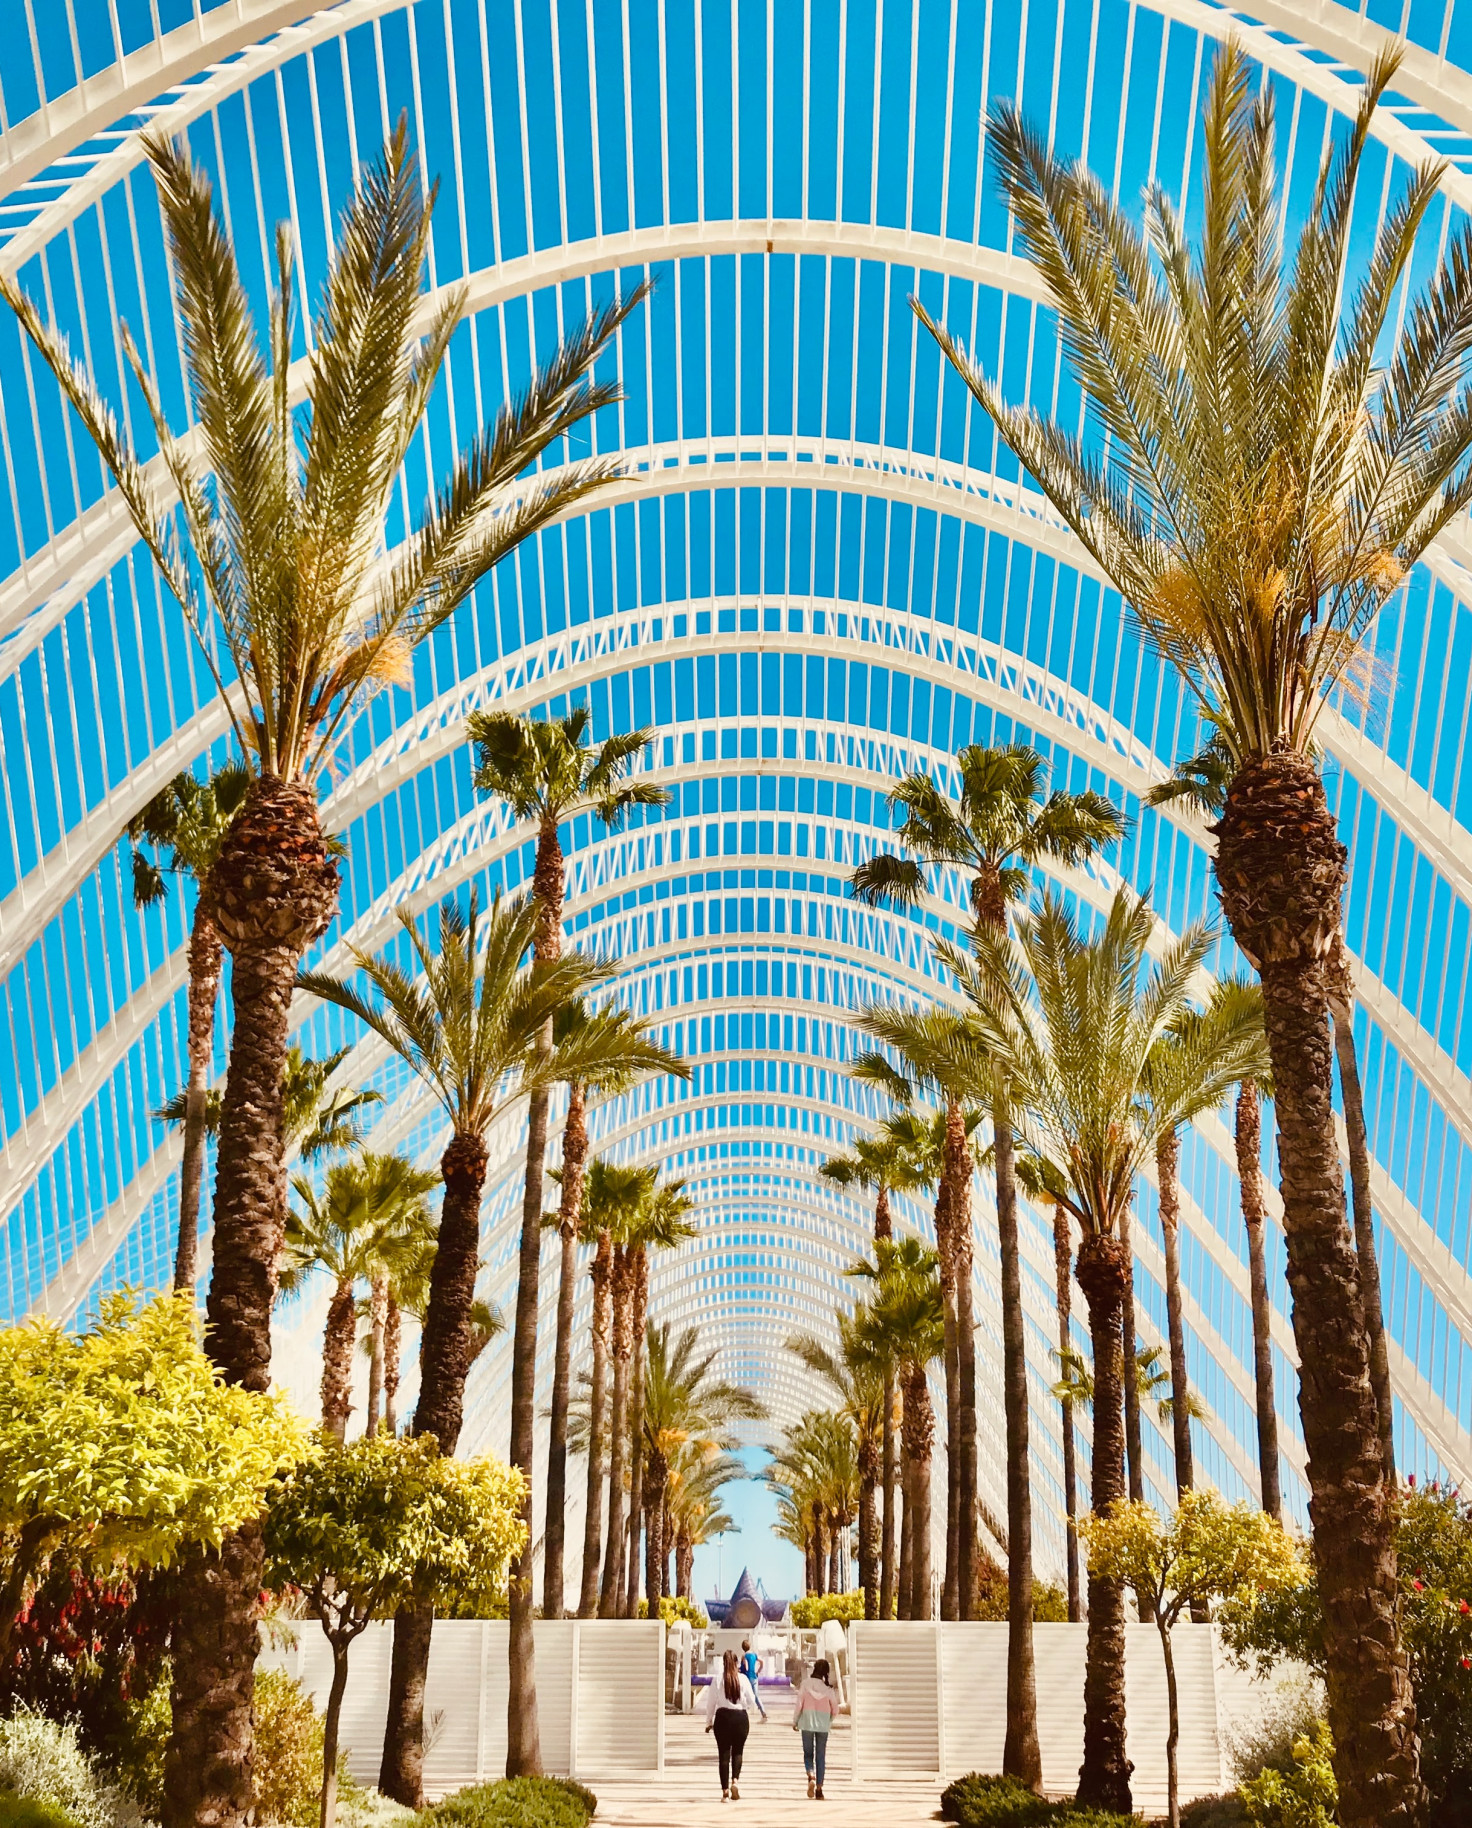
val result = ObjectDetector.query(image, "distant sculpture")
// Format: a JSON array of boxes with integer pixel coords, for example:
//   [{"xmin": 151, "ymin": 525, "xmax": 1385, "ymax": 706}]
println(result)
[{"xmin": 706, "ymin": 1567, "xmax": 787, "ymax": 1628}]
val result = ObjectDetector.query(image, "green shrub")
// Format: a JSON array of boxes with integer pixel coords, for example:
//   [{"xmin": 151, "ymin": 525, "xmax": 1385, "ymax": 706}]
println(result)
[
  {"xmin": 635, "ymin": 1596, "xmax": 708, "ymax": 1630},
  {"xmin": 0, "ymin": 1710, "xmax": 134, "ymax": 1828},
  {"xmin": 1238, "ymin": 1720, "xmax": 1337, "ymax": 1828},
  {"xmin": 789, "ymin": 1591, "xmax": 872, "ymax": 1628},
  {"xmin": 0, "ymin": 1794, "xmax": 85, "ymax": 1828},
  {"xmin": 420, "ymin": 1778, "xmax": 590, "ymax": 1828},
  {"xmin": 937, "ymin": 1773, "xmax": 1057, "ymax": 1826},
  {"xmin": 972, "ymin": 1563, "xmax": 1070, "ymax": 1625},
  {"xmin": 1052, "ymin": 1813, "xmax": 1139, "ymax": 1828},
  {"xmin": 1223, "ymin": 1675, "xmax": 1325, "ymax": 1789},
  {"xmin": 547, "ymin": 1782, "xmax": 594, "ymax": 1820},
  {"xmin": 1180, "ymin": 1797, "xmax": 1250, "ymax": 1828}
]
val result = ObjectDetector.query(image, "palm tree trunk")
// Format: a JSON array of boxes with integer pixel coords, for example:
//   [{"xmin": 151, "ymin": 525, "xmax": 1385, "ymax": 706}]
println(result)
[
  {"xmin": 384, "ymin": 1296, "xmax": 401, "ymax": 1437},
  {"xmin": 677, "ymin": 1531, "xmax": 692, "ymax": 1600},
  {"xmin": 1117, "ymin": 1202, "xmax": 1145, "ymax": 1506},
  {"xmin": 1236, "ymin": 1083, "xmax": 1282, "ymax": 1522},
  {"xmin": 365, "ymin": 1272, "xmax": 387, "ymax": 1438},
  {"xmin": 827, "ymin": 1518, "xmax": 841, "ymax": 1597},
  {"xmin": 1214, "ymin": 753, "xmax": 1422, "ymax": 1828},
  {"xmin": 1328, "ymin": 947, "xmax": 1397, "ymax": 1489},
  {"xmin": 902, "ymin": 1367, "xmax": 933, "ymax": 1620},
  {"xmin": 805, "ymin": 1515, "xmax": 820, "ymax": 1599},
  {"xmin": 507, "ymin": 1073, "xmax": 549, "ymax": 1776},
  {"xmin": 623, "ymin": 1258, "xmax": 650, "ymax": 1618},
  {"xmin": 933, "ymin": 1173, "xmax": 961, "ymax": 1622},
  {"xmin": 898, "ymin": 1451, "xmax": 914, "ymax": 1620},
  {"xmin": 1073, "ymin": 1232, "xmax": 1132, "ymax": 1817},
  {"xmin": 321, "ymin": 1277, "xmax": 356, "ymax": 1442},
  {"xmin": 599, "ymin": 1250, "xmax": 632, "ymax": 1619},
  {"xmin": 858, "ymin": 1429, "xmax": 879, "ymax": 1619},
  {"xmin": 1158, "ymin": 1129, "xmax": 1194, "ymax": 1498},
  {"xmin": 948, "ymin": 1098, "xmax": 980, "ymax": 1621},
  {"xmin": 175, "ymin": 901, "xmax": 222, "ymax": 1293},
  {"xmin": 644, "ymin": 1451, "xmax": 667, "ymax": 1610},
  {"xmin": 167, "ymin": 774, "xmax": 337, "ymax": 1828},
  {"xmin": 995, "ymin": 1116, "xmax": 1041, "ymax": 1788},
  {"xmin": 544, "ymin": 1084, "xmax": 588, "ymax": 1620},
  {"xmin": 1053, "ymin": 1208, "xmax": 1081, "ymax": 1624},
  {"xmin": 881, "ymin": 1373, "xmax": 899, "ymax": 1620},
  {"xmin": 379, "ymin": 1129, "xmax": 487, "ymax": 1806},
  {"xmin": 580, "ymin": 1232, "xmax": 613, "ymax": 1618}
]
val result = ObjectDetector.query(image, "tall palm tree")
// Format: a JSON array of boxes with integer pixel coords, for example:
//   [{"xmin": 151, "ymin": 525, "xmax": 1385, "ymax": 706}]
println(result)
[
  {"xmin": 639, "ymin": 1324, "xmax": 766, "ymax": 1607},
  {"xmin": 467, "ymin": 707, "xmax": 669, "ymax": 1765},
  {"xmin": 299, "ymin": 889, "xmax": 639, "ymax": 1803},
  {"xmin": 849, "ymin": 1238, "xmax": 946, "ymax": 1619},
  {"xmin": 2, "ymin": 124, "xmax": 646, "ymax": 1826},
  {"xmin": 1236, "ymin": 1067, "xmax": 1283, "ymax": 1522},
  {"xmin": 954, "ymin": 890, "xmax": 1259, "ymax": 1812},
  {"xmin": 542, "ymin": 1003, "xmax": 685, "ymax": 1619},
  {"xmin": 820, "ymin": 1125, "xmax": 931, "ymax": 1618},
  {"xmin": 280, "ymin": 1152, "xmax": 439, "ymax": 1439},
  {"xmin": 1149, "ymin": 748, "xmax": 1396, "ymax": 1494},
  {"xmin": 128, "ymin": 760, "xmax": 251, "ymax": 1291},
  {"xmin": 786, "ymin": 1318, "xmax": 887, "ymax": 1615},
  {"xmin": 852, "ymin": 745, "xmax": 1119, "ymax": 1783},
  {"xmin": 916, "ymin": 48, "xmax": 1472, "ymax": 1820}
]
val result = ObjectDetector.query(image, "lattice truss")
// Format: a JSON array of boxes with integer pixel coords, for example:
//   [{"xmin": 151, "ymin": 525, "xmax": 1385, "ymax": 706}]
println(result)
[{"xmin": 3, "ymin": 0, "xmax": 1472, "ymax": 1580}]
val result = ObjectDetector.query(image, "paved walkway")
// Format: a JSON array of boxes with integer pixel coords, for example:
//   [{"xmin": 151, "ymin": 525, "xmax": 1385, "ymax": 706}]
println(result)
[{"xmin": 588, "ymin": 1714, "xmax": 946, "ymax": 1826}]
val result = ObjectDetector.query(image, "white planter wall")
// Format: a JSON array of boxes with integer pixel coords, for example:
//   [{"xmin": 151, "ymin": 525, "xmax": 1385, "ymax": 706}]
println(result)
[
  {"xmin": 850, "ymin": 1621, "xmax": 1245, "ymax": 1811},
  {"xmin": 265, "ymin": 1619, "xmax": 665, "ymax": 1792}
]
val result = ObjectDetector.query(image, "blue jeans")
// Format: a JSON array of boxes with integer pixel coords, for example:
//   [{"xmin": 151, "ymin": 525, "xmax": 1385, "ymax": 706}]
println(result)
[{"xmin": 802, "ymin": 1729, "xmax": 828, "ymax": 1786}]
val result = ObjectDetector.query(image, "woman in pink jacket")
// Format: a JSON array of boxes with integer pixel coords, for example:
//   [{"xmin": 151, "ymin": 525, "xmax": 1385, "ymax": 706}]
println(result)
[{"xmin": 790, "ymin": 1658, "xmax": 841, "ymax": 1800}]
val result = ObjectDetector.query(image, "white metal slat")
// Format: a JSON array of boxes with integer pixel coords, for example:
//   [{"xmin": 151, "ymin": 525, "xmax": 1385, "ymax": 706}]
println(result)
[
  {"xmin": 850, "ymin": 1621, "xmax": 941, "ymax": 1778},
  {"xmin": 573, "ymin": 1620, "xmax": 664, "ymax": 1772},
  {"xmin": 421, "ymin": 1622, "xmax": 486, "ymax": 1793}
]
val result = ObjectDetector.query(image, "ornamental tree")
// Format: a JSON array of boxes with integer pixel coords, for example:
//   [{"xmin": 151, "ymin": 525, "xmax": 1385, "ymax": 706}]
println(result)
[
  {"xmin": 263, "ymin": 1433, "xmax": 526, "ymax": 1828},
  {"xmin": 1079, "ymin": 1491, "xmax": 1303, "ymax": 1828},
  {"xmin": 0, "ymin": 1294, "xmax": 304, "ymax": 1659}
]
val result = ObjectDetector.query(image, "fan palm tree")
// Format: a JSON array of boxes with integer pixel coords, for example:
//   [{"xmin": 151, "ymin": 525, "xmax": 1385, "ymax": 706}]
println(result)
[
  {"xmin": 467, "ymin": 707, "xmax": 669, "ymax": 1763},
  {"xmin": 299, "ymin": 888, "xmax": 635, "ymax": 1803},
  {"xmin": 952, "ymin": 889, "xmax": 1259, "ymax": 1812},
  {"xmin": 915, "ymin": 47, "xmax": 1472, "ymax": 1820},
  {"xmin": 852, "ymin": 745, "xmax": 1119, "ymax": 1782},
  {"xmin": 639, "ymin": 1324, "xmax": 766, "ymax": 1607},
  {"xmin": 849, "ymin": 1238, "xmax": 946, "ymax": 1619},
  {"xmin": 280, "ymin": 1152, "xmax": 439, "ymax": 1439},
  {"xmin": 542, "ymin": 1003, "xmax": 686, "ymax": 1618},
  {"xmin": 786, "ymin": 1319, "xmax": 887, "ymax": 1615},
  {"xmin": 128, "ymin": 760, "xmax": 251, "ymax": 1291},
  {"xmin": 820, "ymin": 1125, "xmax": 931, "ymax": 1618},
  {"xmin": 2, "ymin": 122, "xmax": 647, "ymax": 1823}
]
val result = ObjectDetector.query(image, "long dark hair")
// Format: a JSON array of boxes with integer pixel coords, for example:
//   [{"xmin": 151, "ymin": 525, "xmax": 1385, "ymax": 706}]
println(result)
[
  {"xmin": 812, "ymin": 1658, "xmax": 830, "ymax": 1686},
  {"xmin": 723, "ymin": 1648, "xmax": 741, "ymax": 1703}
]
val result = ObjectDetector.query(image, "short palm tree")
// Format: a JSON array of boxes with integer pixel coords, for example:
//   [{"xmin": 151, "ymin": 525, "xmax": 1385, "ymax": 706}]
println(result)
[
  {"xmin": 952, "ymin": 889, "xmax": 1259, "ymax": 1812},
  {"xmin": 666, "ymin": 1452, "xmax": 743, "ymax": 1600},
  {"xmin": 468, "ymin": 706, "xmax": 669, "ymax": 1765},
  {"xmin": 787, "ymin": 1319, "xmax": 887, "ymax": 1613},
  {"xmin": 128, "ymin": 760, "xmax": 250, "ymax": 1291},
  {"xmin": 766, "ymin": 1411, "xmax": 861, "ymax": 1598},
  {"xmin": 280, "ymin": 1152, "xmax": 439, "ymax": 1439},
  {"xmin": 916, "ymin": 46, "xmax": 1472, "ymax": 1821},
  {"xmin": 155, "ymin": 1043, "xmax": 383, "ymax": 1162},
  {"xmin": 542, "ymin": 1002, "xmax": 686, "ymax": 1619},
  {"xmin": 849, "ymin": 1237, "xmax": 946, "ymax": 1618},
  {"xmin": 2, "ymin": 126, "xmax": 646, "ymax": 1822},
  {"xmin": 639, "ymin": 1324, "xmax": 766, "ymax": 1606},
  {"xmin": 852, "ymin": 744, "xmax": 1119, "ymax": 1783},
  {"xmin": 299, "ymin": 888, "xmax": 631, "ymax": 1803}
]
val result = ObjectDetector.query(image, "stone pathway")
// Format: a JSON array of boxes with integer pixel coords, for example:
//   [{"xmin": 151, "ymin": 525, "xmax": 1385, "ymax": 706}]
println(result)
[{"xmin": 588, "ymin": 1713, "xmax": 947, "ymax": 1826}]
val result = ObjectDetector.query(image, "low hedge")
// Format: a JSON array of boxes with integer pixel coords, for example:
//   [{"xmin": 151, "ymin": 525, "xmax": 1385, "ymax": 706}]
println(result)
[
  {"xmin": 938, "ymin": 1773, "xmax": 1137, "ymax": 1828},
  {"xmin": 0, "ymin": 1796, "xmax": 84, "ymax": 1828},
  {"xmin": 420, "ymin": 1777, "xmax": 595, "ymax": 1828}
]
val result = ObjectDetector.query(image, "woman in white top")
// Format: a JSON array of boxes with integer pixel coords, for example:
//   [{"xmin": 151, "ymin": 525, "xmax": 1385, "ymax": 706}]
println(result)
[{"xmin": 704, "ymin": 1649, "xmax": 759, "ymax": 1800}]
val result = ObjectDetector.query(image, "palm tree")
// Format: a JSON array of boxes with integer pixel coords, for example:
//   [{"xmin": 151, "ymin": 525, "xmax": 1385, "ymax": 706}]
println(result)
[
  {"xmin": 849, "ymin": 1238, "xmax": 946, "ymax": 1619},
  {"xmin": 128, "ymin": 761, "xmax": 251, "ymax": 1291},
  {"xmin": 280, "ymin": 1152, "xmax": 439, "ymax": 1439},
  {"xmin": 766, "ymin": 1412, "xmax": 861, "ymax": 1598},
  {"xmin": 786, "ymin": 1319, "xmax": 887, "ymax": 1615},
  {"xmin": 916, "ymin": 48, "xmax": 1472, "ymax": 1819},
  {"xmin": 467, "ymin": 707, "xmax": 669, "ymax": 1765},
  {"xmin": 852, "ymin": 745, "xmax": 1119, "ymax": 1782},
  {"xmin": 542, "ymin": 1002, "xmax": 686, "ymax": 1618},
  {"xmin": 639, "ymin": 1324, "xmax": 766, "ymax": 1607},
  {"xmin": 2, "ymin": 123, "xmax": 647, "ymax": 1823},
  {"xmin": 155, "ymin": 1043, "xmax": 383, "ymax": 1168},
  {"xmin": 1236, "ymin": 1067, "xmax": 1283, "ymax": 1522},
  {"xmin": 820, "ymin": 1125, "xmax": 930, "ymax": 1618},
  {"xmin": 299, "ymin": 889, "xmax": 638, "ymax": 1804},
  {"xmin": 666, "ymin": 1453, "xmax": 742, "ymax": 1600},
  {"xmin": 953, "ymin": 890, "xmax": 1259, "ymax": 1812}
]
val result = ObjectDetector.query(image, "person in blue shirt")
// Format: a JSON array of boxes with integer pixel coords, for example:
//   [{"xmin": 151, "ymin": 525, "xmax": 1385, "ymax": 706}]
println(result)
[{"xmin": 739, "ymin": 1638, "xmax": 768, "ymax": 1719}]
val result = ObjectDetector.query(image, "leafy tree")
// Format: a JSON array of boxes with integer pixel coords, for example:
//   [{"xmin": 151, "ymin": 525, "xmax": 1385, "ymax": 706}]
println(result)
[
  {"xmin": 263, "ymin": 1434, "xmax": 526, "ymax": 1828},
  {"xmin": 1, "ymin": 127, "xmax": 644, "ymax": 1828},
  {"xmin": 542, "ymin": 1001, "xmax": 686, "ymax": 1619},
  {"xmin": 1080, "ymin": 1492, "xmax": 1302, "ymax": 1828},
  {"xmin": 128, "ymin": 760, "xmax": 251, "ymax": 1291},
  {"xmin": 301, "ymin": 888, "xmax": 632, "ymax": 1801},
  {"xmin": 467, "ymin": 706, "xmax": 669, "ymax": 1772},
  {"xmin": 915, "ymin": 40, "xmax": 1472, "ymax": 1821},
  {"xmin": 0, "ymin": 1295, "xmax": 303, "ymax": 1663},
  {"xmin": 1239, "ymin": 1721, "xmax": 1338, "ymax": 1828}
]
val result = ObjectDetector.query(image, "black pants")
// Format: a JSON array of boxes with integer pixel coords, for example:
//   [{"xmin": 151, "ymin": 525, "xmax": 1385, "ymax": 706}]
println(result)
[{"xmin": 713, "ymin": 1709, "xmax": 749, "ymax": 1790}]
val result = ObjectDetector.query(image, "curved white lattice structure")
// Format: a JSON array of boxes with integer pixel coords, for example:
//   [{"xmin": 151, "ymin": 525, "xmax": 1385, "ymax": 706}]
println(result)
[{"xmin": 4, "ymin": 0, "xmax": 1472, "ymax": 1583}]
